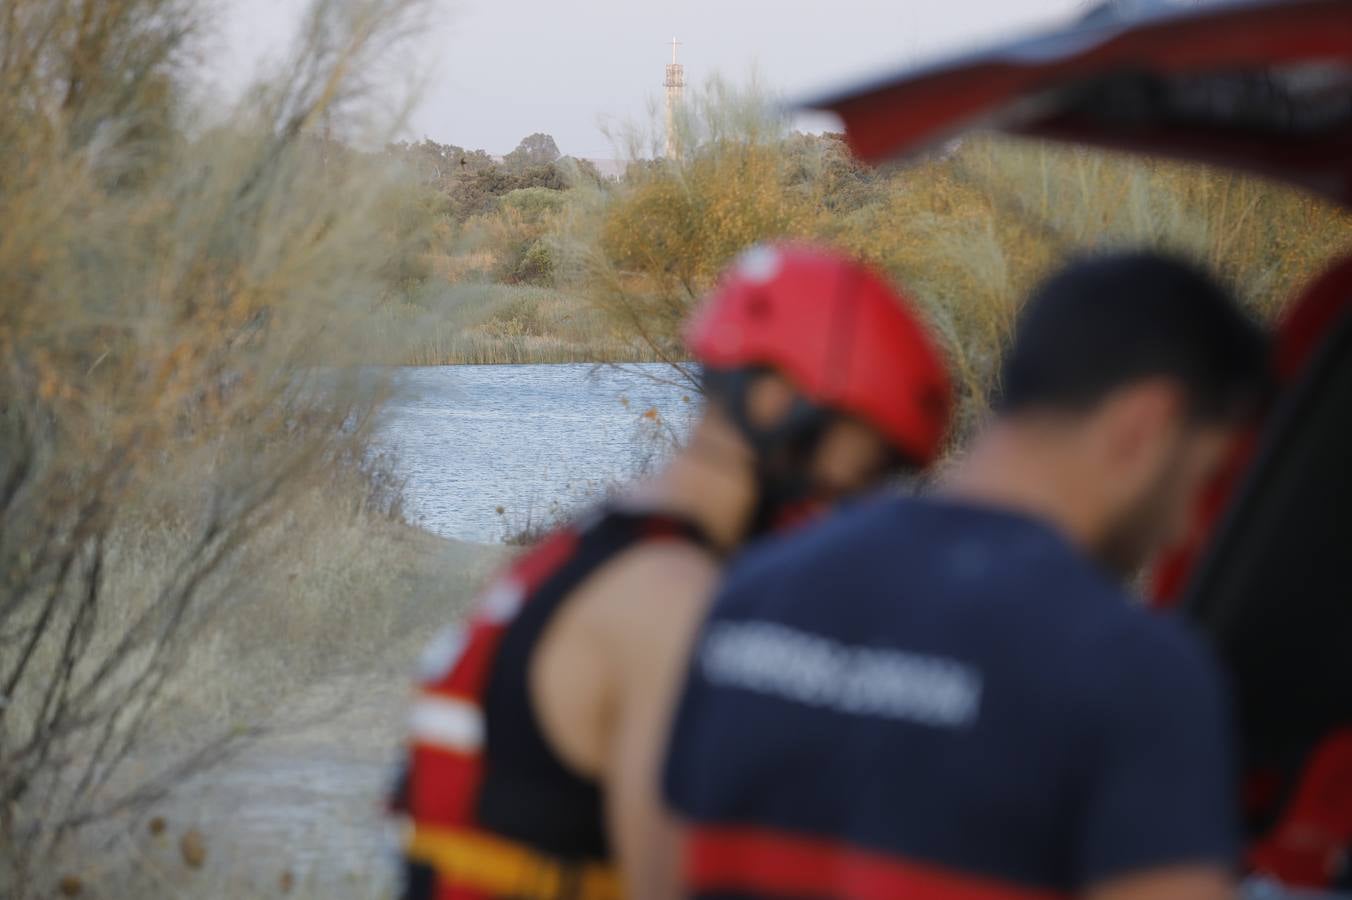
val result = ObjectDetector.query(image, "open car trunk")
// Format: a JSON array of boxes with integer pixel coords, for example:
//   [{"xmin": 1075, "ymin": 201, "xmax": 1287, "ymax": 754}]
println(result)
[
  {"xmin": 803, "ymin": 0, "xmax": 1352, "ymax": 206},
  {"xmin": 1188, "ymin": 289, "xmax": 1352, "ymax": 774},
  {"xmin": 800, "ymin": 0, "xmax": 1352, "ymax": 887},
  {"xmin": 1185, "ymin": 259, "xmax": 1352, "ymax": 845}
]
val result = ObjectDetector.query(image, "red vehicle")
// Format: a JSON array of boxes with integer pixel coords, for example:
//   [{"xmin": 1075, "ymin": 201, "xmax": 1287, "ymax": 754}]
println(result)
[{"xmin": 803, "ymin": 0, "xmax": 1352, "ymax": 892}]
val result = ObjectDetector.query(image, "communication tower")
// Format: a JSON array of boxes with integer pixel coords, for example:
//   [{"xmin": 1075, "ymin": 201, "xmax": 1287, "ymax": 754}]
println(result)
[{"xmin": 664, "ymin": 37, "xmax": 685, "ymax": 159}]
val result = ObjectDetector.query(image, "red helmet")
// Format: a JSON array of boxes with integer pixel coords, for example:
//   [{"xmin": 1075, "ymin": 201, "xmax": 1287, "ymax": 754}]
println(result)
[{"xmin": 685, "ymin": 243, "xmax": 951, "ymax": 465}]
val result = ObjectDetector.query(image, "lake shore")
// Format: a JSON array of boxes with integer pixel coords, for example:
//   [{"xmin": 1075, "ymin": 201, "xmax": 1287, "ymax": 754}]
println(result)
[
  {"xmin": 49, "ymin": 521, "xmax": 507, "ymax": 900},
  {"xmin": 371, "ymin": 283, "xmax": 662, "ymax": 367},
  {"xmin": 32, "ymin": 357, "xmax": 695, "ymax": 899}
]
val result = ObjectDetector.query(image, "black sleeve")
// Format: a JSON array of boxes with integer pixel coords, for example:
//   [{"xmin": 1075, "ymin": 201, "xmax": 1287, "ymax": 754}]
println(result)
[{"xmin": 1075, "ymin": 620, "xmax": 1240, "ymax": 888}]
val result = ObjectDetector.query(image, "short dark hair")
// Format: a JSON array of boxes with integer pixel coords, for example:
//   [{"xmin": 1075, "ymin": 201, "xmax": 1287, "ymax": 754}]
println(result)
[{"xmin": 993, "ymin": 251, "xmax": 1270, "ymax": 422}]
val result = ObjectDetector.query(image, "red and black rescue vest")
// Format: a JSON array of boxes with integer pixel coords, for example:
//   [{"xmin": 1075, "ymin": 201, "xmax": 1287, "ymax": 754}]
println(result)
[{"xmin": 392, "ymin": 507, "xmax": 714, "ymax": 900}]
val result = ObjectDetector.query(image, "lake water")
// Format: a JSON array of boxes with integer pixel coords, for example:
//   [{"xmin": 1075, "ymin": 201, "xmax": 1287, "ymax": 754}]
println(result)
[{"xmin": 379, "ymin": 364, "xmax": 697, "ymax": 543}]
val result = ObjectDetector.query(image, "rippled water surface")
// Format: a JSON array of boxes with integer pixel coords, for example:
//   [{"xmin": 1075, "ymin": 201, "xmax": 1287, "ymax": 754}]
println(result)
[{"xmin": 380, "ymin": 364, "xmax": 695, "ymax": 542}]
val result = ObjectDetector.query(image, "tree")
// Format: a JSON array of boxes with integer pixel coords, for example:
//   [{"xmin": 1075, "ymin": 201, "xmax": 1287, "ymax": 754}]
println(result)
[
  {"xmin": 445, "ymin": 163, "xmax": 568, "ymax": 222},
  {"xmin": 503, "ymin": 132, "xmax": 561, "ymax": 171},
  {"xmin": 557, "ymin": 156, "xmax": 604, "ymax": 188}
]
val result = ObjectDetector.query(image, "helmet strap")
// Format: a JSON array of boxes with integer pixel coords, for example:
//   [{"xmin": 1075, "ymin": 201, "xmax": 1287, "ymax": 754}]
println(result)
[{"xmin": 703, "ymin": 367, "xmax": 838, "ymax": 540}]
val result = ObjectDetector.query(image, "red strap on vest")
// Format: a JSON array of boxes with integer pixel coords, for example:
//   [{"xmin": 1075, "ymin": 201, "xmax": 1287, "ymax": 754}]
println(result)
[
  {"xmin": 1249, "ymin": 729, "xmax": 1352, "ymax": 888},
  {"xmin": 685, "ymin": 825, "xmax": 1067, "ymax": 900}
]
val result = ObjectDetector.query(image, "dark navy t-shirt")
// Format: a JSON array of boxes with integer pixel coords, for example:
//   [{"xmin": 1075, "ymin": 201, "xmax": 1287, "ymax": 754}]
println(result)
[{"xmin": 664, "ymin": 496, "xmax": 1237, "ymax": 898}]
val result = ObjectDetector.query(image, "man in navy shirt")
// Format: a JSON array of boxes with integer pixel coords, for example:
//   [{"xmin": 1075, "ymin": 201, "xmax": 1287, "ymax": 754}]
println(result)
[{"xmin": 662, "ymin": 252, "xmax": 1270, "ymax": 900}]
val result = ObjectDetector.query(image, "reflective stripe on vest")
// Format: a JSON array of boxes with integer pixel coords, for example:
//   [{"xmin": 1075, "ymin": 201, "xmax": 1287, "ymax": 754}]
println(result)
[
  {"xmin": 407, "ymin": 824, "xmax": 621, "ymax": 900},
  {"xmin": 408, "ymin": 528, "xmax": 584, "ymax": 833},
  {"xmin": 685, "ymin": 825, "xmax": 1068, "ymax": 900},
  {"xmin": 399, "ymin": 512, "xmax": 715, "ymax": 899}
]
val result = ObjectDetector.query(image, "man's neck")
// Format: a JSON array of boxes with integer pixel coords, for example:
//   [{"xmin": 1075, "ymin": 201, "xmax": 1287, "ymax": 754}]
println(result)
[
  {"xmin": 627, "ymin": 423, "xmax": 756, "ymax": 554},
  {"xmin": 938, "ymin": 422, "xmax": 1099, "ymax": 554}
]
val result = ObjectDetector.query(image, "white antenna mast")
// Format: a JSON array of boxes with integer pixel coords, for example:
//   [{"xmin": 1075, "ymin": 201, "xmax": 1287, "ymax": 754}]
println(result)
[{"xmin": 664, "ymin": 37, "xmax": 686, "ymax": 159}]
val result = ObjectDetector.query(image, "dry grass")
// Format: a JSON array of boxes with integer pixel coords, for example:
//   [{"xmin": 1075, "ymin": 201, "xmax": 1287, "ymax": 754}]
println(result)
[
  {"xmin": 119, "ymin": 476, "xmax": 496, "ymax": 734},
  {"xmin": 25, "ymin": 469, "xmax": 503, "ymax": 900},
  {"xmin": 50, "ymin": 484, "xmax": 500, "ymax": 900},
  {"xmin": 837, "ymin": 136, "xmax": 1352, "ymax": 438},
  {"xmin": 371, "ymin": 283, "xmax": 657, "ymax": 365}
]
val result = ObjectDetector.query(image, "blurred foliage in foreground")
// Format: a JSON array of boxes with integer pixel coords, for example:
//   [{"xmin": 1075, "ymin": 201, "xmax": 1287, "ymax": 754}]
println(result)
[{"xmin": 0, "ymin": 0, "xmax": 445, "ymax": 892}]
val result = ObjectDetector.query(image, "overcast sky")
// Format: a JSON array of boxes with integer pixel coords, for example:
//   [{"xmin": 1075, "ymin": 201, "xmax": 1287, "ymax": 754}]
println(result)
[{"xmin": 217, "ymin": 0, "xmax": 1085, "ymax": 159}]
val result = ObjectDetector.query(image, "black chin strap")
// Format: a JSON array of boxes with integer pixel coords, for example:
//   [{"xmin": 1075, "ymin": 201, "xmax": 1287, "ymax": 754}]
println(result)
[{"xmin": 702, "ymin": 368, "xmax": 838, "ymax": 540}]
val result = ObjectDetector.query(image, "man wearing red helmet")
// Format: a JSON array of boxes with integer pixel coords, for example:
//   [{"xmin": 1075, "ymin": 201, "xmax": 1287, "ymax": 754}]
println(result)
[{"xmin": 388, "ymin": 243, "xmax": 951, "ymax": 900}]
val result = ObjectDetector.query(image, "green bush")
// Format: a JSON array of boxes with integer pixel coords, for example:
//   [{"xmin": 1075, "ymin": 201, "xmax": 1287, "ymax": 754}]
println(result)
[
  {"xmin": 501, "ymin": 186, "xmax": 567, "ymax": 219},
  {"xmin": 515, "ymin": 239, "xmax": 555, "ymax": 285}
]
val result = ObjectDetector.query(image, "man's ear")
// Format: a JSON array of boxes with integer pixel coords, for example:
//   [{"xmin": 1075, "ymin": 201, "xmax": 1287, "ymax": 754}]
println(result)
[{"xmin": 1100, "ymin": 378, "xmax": 1186, "ymax": 470}]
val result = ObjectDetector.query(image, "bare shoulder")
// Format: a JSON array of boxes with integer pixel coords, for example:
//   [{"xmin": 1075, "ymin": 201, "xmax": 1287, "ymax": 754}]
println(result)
[
  {"xmin": 572, "ymin": 540, "xmax": 722, "ymax": 643},
  {"xmin": 613, "ymin": 540, "xmax": 721, "ymax": 590},
  {"xmin": 528, "ymin": 539, "xmax": 721, "ymax": 777}
]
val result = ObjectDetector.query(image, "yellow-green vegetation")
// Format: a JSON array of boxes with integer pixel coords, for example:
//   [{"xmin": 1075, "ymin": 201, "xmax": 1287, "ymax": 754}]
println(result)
[
  {"xmin": 383, "ymin": 77, "xmax": 1351, "ymax": 400},
  {"xmin": 364, "ymin": 140, "xmax": 656, "ymax": 364},
  {"xmin": 550, "ymin": 78, "xmax": 1352, "ymax": 439}
]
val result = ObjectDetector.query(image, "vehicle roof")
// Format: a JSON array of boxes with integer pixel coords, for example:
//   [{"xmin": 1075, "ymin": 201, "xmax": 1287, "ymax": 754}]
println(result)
[{"xmin": 801, "ymin": 0, "xmax": 1352, "ymax": 207}]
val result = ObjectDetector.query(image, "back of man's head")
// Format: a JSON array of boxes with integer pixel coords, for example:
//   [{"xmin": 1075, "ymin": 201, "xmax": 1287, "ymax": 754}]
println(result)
[{"xmin": 994, "ymin": 252, "xmax": 1269, "ymax": 423}]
